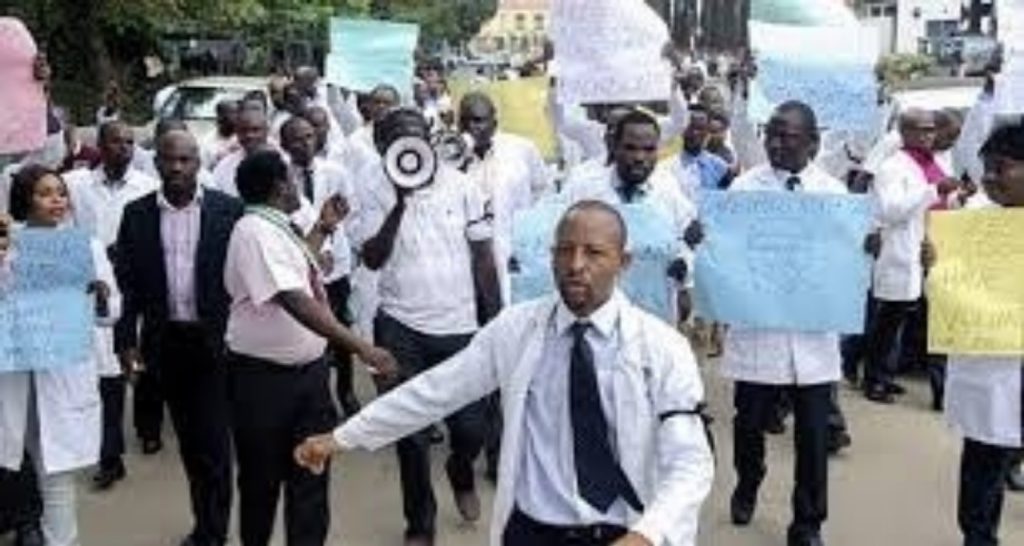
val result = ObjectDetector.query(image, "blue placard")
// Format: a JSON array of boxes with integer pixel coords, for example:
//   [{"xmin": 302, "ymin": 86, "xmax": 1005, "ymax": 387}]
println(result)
[
  {"xmin": 511, "ymin": 197, "xmax": 681, "ymax": 322},
  {"xmin": 0, "ymin": 228, "xmax": 95, "ymax": 373},
  {"xmin": 752, "ymin": 57, "xmax": 878, "ymax": 133},
  {"xmin": 326, "ymin": 18, "xmax": 420, "ymax": 96},
  {"xmin": 694, "ymin": 191, "xmax": 873, "ymax": 333}
]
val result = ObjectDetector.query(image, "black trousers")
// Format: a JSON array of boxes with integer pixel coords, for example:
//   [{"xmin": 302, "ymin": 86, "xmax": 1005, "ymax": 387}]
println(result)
[
  {"xmin": 864, "ymin": 299, "xmax": 917, "ymax": 390},
  {"xmin": 133, "ymin": 366, "xmax": 165, "ymax": 442},
  {"xmin": 228, "ymin": 354, "xmax": 338, "ymax": 546},
  {"xmin": 502, "ymin": 509, "xmax": 627, "ymax": 546},
  {"xmin": 733, "ymin": 382, "xmax": 831, "ymax": 538},
  {"xmin": 0, "ymin": 454, "xmax": 40, "ymax": 534},
  {"xmin": 99, "ymin": 376, "xmax": 126, "ymax": 469},
  {"xmin": 160, "ymin": 324, "xmax": 233, "ymax": 546},
  {"xmin": 325, "ymin": 278, "xmax": 357, "ymax": 414},
  {"xmin": 374, "ymin": 312, "xmax": 487, "ymax": 538},
  {"xmin": 959, "ymin": 438, "xmax": 1017, "ymax": 546}
]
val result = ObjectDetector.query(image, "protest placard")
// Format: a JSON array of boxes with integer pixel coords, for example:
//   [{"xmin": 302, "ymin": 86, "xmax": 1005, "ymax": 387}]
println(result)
[
  {"xmin": 928, "ymin": 209, "xmax": 1024, "ymax": 356},
  {"xmin": 511, "ymin": 196, "xmax": 681, "ymax": 322},
  {"xmin": 748, "ymin": 21, "xmax": 879, "ymax": 132},
  {"xmin": 0, "ymin": 18, "xmax": 47, "ymax": 155},
  {"xmin": 551, "ymin": 0, "xmax": 673, "ymax": 106},
  {"xmin": 995, "ymin": 0, "xmax": 1024, "ymax": 114},
  {"xmin": 0, "ymin": 229, "xmax": 95, "ymax": 373},
  {"xmin": 694, "ymin": 191, "xmax": 874, "ymax": 333},
  {"xmin": 325, "ymin": 18, "xmax": 419, "ymax": 97}
]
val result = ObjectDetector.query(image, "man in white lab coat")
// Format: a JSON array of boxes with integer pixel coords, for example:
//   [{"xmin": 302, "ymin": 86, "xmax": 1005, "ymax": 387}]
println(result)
[
  {"xmin": 295, "ymin": 201, "xmax": 714, "ymax": 546},
  {"xmin": 864, "ymin": 109, "xmax": 960, "ymax": 404},
  {"xmin": 943, "ymin": 122, "xmax": 1024, "ymax": 546},
  {"xmin": 722, "ymin": 101, "xmax": 857, "ymax": 546}
]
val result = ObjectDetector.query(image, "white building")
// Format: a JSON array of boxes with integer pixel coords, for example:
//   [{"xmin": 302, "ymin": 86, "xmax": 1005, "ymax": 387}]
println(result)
[{"xmin": 857, "ymin": 0, "xmax": 968, "ymax": 55}]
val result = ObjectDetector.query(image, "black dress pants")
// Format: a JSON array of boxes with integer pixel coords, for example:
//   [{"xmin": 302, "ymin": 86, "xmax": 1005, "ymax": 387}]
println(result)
[
  {"xmin": 228, "ymin": 354, "xmax": 338, "ymax": 546},
  {"xmin": 502, "ymin": 509, "xmax": 627, "ymax": 546},
  {"xmin": 133, "ymin": 366, "xmax": 165, "ymax": 442},
  {"xmin": 864, "ymin": 299, "xmax": 916, "ymax": 390},
  {"xmin": 160, "ymin": 324, "xmax": 233, "ymax": 546},
  {"xmin": 959, "ymin": 438, "xmax": 1016, "ymax": 546},
  {"xmin": 325, "ymin": 277, "xmax": 358, "ymax": 416},
  {"xmin": 733, "ymin": 381, "xmax": 831, "ymax": 538},
  {"xmin": 374, "ymin": 312, "xmax": 487, "ymax": 539},
  {"xmin": 99, "ymin": 375, "xmax": 126, "ymax": 469},
  {"xmin": 0, "ymin": 454, "xmax": 40, "ymax": 534}
]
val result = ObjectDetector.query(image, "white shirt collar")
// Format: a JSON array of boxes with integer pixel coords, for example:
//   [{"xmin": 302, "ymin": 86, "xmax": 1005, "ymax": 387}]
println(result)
[
  {"xmin": 554, "ymin": 289, "xmax": 623, "ymax": 340},
  {"xmin": 157, "ymin": 183, "xmax": 205, "ymax": 211}
]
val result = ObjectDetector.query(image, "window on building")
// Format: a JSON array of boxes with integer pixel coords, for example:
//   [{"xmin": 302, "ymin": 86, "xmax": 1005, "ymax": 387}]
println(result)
[
  {"xmin": 534, "ymin": 14, "xmax": 545, "ymax": 30},
  {"xmin": 515, "ymin": 13, "xmax": 526, "ymax": 31}
]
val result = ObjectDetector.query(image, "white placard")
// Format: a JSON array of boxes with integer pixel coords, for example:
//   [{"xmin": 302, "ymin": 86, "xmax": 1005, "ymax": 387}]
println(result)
[
  {"xmin": 996, "ymin": 0, "xmax": 1024, "ymax": 114},
  {"xmin": 551, "ymin": 0, "xmax": 673, "ymax": 106}
]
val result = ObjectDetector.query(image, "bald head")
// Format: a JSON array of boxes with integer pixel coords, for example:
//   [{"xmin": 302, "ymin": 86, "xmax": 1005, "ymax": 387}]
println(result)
[
  {"xmin": 459, "ymin": 92, "xmax": 498, "ymax": 153},
  {"xmin": 553, "ymin": 201, "xmax": 630, "ymax": 317},
  {"xmin": 899, "ymin": 108, "xmax": 937, "ymax": 153}
]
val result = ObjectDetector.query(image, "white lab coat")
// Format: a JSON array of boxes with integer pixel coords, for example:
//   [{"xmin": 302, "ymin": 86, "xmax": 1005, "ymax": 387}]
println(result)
[
  {"xmin": 335, "ymin": 293, "xmax": 714, "ymax": 546},
  {"xmin": 0, "ymin": 237, "xmax": 121, "ymax": 474},
  {"xmin": 943, "ymin": 200, "xmax": 1023, "ymax": 449},
  {"xmin": 871, "ymin": 151, "xmax": 939, "ymax": 302},
  {"xmin": 720, "ymin": 164, "xmax": 848, "ymax": 386}
]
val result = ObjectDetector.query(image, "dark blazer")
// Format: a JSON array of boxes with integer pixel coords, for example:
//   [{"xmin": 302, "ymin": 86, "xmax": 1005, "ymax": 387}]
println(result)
[{"xmin": 113, "ymin": 189, "xmax": 243, "ymax": 366}]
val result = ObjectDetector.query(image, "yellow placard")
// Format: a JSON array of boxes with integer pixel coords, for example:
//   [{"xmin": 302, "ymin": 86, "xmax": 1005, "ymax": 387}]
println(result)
[
  {"xmin": 451, "ymin": 76, "xmax": 557, "ymax": 160},
  {"xmin": 928, "ymin": 209, "xmax": 1024, "ymax": 355}
]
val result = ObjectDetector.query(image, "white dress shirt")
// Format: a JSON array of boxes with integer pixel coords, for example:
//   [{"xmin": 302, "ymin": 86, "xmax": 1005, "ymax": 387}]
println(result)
[
  {"xmin": 352, "ymin": 165, "xmax": 493, "ymax": 336},
  {"xmin": 64, "ymin": 166, "xmax": 159, "ymax": 247},
  {"xmin": 517, "ymin": 293, "xmax": 632, "ymax": 526},
  {"xmin": 288, "ymin": 157, "xmax": 357, "ymax": 283},
  {"xmin": 201, "ymin": 133, "xmax": 239, "ymax": 170},
  {"xmin": 871, "ymin": 150, "xmax": 939, "ymax": 302},
  {"xmin": 224, "ymin": 209, "xmax": 328, "ymax": 365},
  {"xmin": 212, "ymin": 149, "xmax": 247, "ymax": 197},
  {"xmin": 158, "ymin": 186, "xmax": 203, "ymax": 322},
  {"xmin": 720, "ymin": 164, "xmax": 848, "ymax": 386},
  {"xmin": 464, "ymin": 132, "xmax": 553, "ymax": 304},
  {"xmin": 334, "ymin": 291, "xmax": 713, "ymax": 546}
]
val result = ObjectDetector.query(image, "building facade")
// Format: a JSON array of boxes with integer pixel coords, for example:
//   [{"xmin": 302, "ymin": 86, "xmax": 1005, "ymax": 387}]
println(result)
[{"xmin": 469, "ymin": 0, "xmax": 550, "ymax": 63}]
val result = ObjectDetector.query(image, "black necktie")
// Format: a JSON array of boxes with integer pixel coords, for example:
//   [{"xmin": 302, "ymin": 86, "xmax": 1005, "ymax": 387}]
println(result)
[
  {"xmin": 569, "ymin": 322, "xmax": 643, "ymax": 513},
  {"xmin": 302, "ymin": 169, "xmax": 315, "ymax": 202},
  {"xmin": 786, "ymin": 175, "xmax": 802, "ymax": 192}
]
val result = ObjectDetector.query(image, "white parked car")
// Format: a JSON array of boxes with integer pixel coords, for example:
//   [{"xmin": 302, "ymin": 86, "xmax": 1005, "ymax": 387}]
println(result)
[{"xmin": 148, "ymin": 76, "xmax": 273, "ymax": 143}]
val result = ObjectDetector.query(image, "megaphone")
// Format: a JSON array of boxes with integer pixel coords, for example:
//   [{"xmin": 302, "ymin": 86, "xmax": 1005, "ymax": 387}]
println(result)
[{"xmin": 382, "ymin": 135, "xmax": 438, "ymax": 190}]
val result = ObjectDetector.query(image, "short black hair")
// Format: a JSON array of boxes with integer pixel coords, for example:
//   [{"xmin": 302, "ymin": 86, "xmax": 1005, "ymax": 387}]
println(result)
[
  {"xmin": 774, "ymin": 100, "xmax": 819, "ymax": 136},
  {"xmin": 9, "ymin": 164, "xmax": 62, "ymax": 222},
  {"xmin": 459, "ymin": 91, "xmax": 495, "ymax": 115},
  {"xmin": 980, "ymin": 122, "xmax": 1024, "ymax": 161},
  {"xmin": 97, "ymin": 120, "xmax": 130, "ymax": 145},
  {"xmin": 235, "ymin": 150, "xmax": 289, "ymax": 205},
  {"xmin": 279, "ymin": 115, "xmax": 312, "ymax": 143},
  {"xmin": 373, "ymin": 107, "xmax": 429, "ymax": 154},
  {"xmin": 557, "ymin": 200, "xmax": 629, "ymax": 250},
  {"xmin": 155, "ymin": 117, "xmax": 188, "ymax": 138},
  {"xmin": 611, "ymin": 109, "xmax": 660, "ymax": 146}
]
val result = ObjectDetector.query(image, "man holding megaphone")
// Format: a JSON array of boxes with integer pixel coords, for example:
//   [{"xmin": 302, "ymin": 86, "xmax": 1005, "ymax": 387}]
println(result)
[{"xmin": 352, "ymin": 108, "xmax": 502, "ymax": 546}]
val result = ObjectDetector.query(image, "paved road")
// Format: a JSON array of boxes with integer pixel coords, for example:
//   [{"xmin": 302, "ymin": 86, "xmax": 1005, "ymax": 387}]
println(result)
[{"xmin": 5, "ymin": 364, "xmax": 1023, "ymax": 546}]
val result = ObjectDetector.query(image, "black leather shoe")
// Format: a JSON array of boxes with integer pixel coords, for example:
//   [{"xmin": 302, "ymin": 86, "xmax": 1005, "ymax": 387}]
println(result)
[
  {"xmin": 788, "ymin": 529, "xmax": 824, "ymax": 546},
  {"xmin": 828, "ymin": 430, "xmax": 852, "ymax": 455},
  {"xmin": 141, "ymin": 438, "xmax": 163, "ymax": 455},
  {"xmin": 14, "ymin": 522, "xmax": 44, "ymax": 546},
  {"xmin": 730, "ymin": 490, "xmax": 756, "ymax": 526},
  {"xmin": 92, "ymin": 463, "xmax": 126, "ymax": 491},
  {"xmin": 864, "ymin": 384, "xmax": 895, "ymax": 404},
  {"xmin": 884, "ymin": 382, "xmax": 907, "ymax": 396},
  {"xmin": 1007, "ymin": 464, "xmax": 1024, "ymax": 492}
]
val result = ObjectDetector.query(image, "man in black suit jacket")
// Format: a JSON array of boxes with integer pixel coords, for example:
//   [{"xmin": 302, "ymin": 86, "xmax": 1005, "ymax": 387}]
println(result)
[{"xmin": 114, "ymin": 130, "xmax": 243, "ymax": 546}]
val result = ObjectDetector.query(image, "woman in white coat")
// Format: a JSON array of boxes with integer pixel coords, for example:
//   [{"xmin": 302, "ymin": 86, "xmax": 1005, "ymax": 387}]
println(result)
[
  {"xmin": 0, "ymin": 165, "xmax": 121, "ymax": 546},
  {"xmin": 943, "ymin": 123, "xmax": 1024, "ymax": 546}
]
